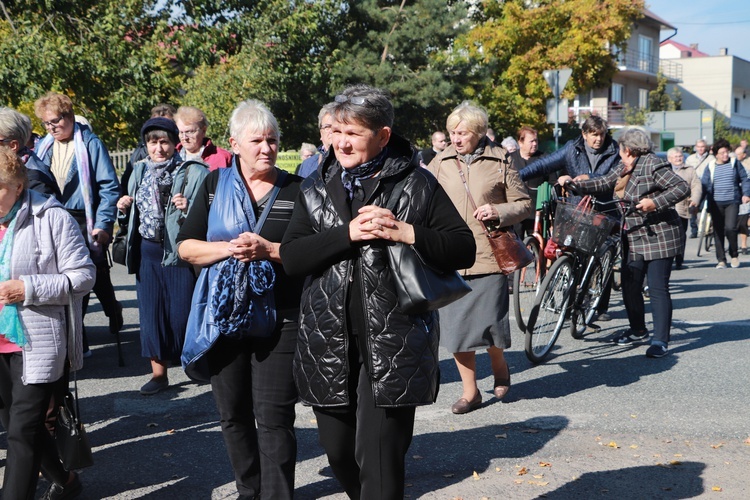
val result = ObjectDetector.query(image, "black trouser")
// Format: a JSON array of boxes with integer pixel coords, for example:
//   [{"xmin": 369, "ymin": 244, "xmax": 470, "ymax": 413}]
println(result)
[
  {"xmin": 676, "ymin": 217, "xmax": 689, "ymax": 267},
  {"xmin": 621, "ymin": 244, "xmax": 674, "ymax": 345},
  {"xmin": 208, "ymin": 320, "xmax": 298, "ymax": 500},
  {"xmin": 708, "ymin": 201, "xmax": 740, "ymax": 263},
  {"xmin": 314, "ymin": 360, "xmax": 416, "ymax": 500},
  {"xmin": 0, "ymin": 353, "xmax": 68, "ymax": 500}
]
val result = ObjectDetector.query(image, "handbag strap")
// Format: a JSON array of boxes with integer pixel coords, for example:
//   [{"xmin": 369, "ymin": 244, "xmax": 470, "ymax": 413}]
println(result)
[
  {"xmin": 255, "ymin": 169, "xmax": 286, "ymax": 234},
  {"xmin": 454, "ymin": 158, "xmax": 493, "ymax": 236},
  {"xmin": 385, "ymin": 173, "xmax": 409, "ymax": 213},
  {"xmin": 65, "ymin": 276, "xmax": 82, "ymax": 420}
]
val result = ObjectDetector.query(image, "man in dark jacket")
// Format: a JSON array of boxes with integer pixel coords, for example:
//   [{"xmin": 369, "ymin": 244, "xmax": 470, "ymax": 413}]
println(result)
[{"xmin": 419, "ymin": 130, "xmax": 447, "ymax": 167}]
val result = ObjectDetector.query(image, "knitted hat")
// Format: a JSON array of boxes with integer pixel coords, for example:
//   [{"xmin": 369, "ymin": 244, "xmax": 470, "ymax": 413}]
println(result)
[{"xmin": 140, "ymin": 117, "xmax": 179, "ymax": 144}]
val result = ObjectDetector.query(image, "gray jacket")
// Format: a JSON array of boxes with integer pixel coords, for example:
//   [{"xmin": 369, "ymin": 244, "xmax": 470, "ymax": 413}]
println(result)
[{"xmin": 14, "ymin": 190, "xmax": 95, "ymax": 383}]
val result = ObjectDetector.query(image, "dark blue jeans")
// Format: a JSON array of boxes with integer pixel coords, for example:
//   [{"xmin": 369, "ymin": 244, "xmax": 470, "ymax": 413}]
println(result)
[{"xmin": 622, "ymin": 249, "xmax": 674, "ymax": 346}]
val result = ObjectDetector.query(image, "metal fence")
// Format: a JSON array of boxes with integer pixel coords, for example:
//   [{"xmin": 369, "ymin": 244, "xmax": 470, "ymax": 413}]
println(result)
[{"xmin": 110, "ymin": 149, "xmax": 133, "ymax": 175}]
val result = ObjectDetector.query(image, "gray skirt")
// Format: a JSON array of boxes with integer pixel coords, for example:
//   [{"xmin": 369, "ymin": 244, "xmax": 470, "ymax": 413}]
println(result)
[{"xmin": 439, "ymin": 273, "xmax": 511, "ymax": 353}]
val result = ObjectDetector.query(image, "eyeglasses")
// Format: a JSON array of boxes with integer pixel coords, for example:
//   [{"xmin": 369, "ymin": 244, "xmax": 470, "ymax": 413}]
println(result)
[
  {"xmin": 178, "ymin": 129, "xmax": 201, "ymax": 138},
  {"xmin": 41, "ymin": 116, "xmax": 64, "ymax": 129},
  {"xmin": 319, "ymin": 124, "xmax": 332, "ymax": 131},
  {"xmin": 0, "ymin": 138, "xmax": 12, "ymax": 144},
  {"xmin": 334, "ymin": 95, "xmax": 367, "ymax": 106}
]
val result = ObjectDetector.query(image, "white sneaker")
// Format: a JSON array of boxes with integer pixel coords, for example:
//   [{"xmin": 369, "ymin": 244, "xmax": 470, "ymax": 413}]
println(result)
[
  {"xmin": 716, "ymin": 261, "xmax": 727, "ymax": 269},
  {"xmin": 731, "ymin": 257, "xmax": 740, "ymax": 268}
]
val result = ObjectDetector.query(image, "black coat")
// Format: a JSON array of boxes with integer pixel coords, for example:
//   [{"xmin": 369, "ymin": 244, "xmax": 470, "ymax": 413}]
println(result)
[{"xmin": 280, "ymin": 134, "xmax": 475, "ymax": 407}]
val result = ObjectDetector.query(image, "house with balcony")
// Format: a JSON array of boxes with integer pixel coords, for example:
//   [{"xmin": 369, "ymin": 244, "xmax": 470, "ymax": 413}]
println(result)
[
  {"xmin": 660, "ymin": 44, "xmax": 750, "ymax": 132},
  {"xmin": 570, "ymin": 8, "xmax": 681, "ymax": 127}
]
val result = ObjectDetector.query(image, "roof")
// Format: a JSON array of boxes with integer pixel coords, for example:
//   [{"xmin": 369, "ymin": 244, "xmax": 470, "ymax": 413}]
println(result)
[
  {"xmin": 660, "ymin": 40, "xmax": 709, "ymax": 58},
  {"xmin": 642, "ymin": 8, "xmax": 676, "ymax": 30}
]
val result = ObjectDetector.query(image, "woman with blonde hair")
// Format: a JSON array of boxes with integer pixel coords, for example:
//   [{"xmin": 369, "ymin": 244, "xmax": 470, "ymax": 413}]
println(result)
[
  {"xmin": 174, "ymin": 105, "xmax": 232, "ymax": 170},
  {"xmin": 427, "ymin": 101, "xmax": 532, "ymax": 414}
]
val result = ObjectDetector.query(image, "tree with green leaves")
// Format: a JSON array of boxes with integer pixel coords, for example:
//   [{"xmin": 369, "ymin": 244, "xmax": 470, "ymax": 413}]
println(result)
[{"xmin": 455, "ymin": 0, "xmax": 643, "ymax": 138}]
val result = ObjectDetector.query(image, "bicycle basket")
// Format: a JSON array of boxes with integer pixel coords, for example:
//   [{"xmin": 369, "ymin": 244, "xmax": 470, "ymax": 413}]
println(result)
[{"xmin": 551, "ymin": 201, "xmax": 616, "ymax": 255}]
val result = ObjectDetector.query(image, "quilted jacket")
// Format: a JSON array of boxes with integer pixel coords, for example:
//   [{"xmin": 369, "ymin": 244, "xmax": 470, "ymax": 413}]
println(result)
[
  {"xmin": 574, "ymin": 153, "xmax": 689, "ymax": 261},
  {"xmin": 13, "ymin": 190, "xmax": 95, "ymax": 383},
  {"xmin": 281, "ymin": 134, "xmax": 475, "ymax": 408}
]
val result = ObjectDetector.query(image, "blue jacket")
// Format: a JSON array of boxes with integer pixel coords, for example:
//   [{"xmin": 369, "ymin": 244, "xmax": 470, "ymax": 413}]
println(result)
[
  {"xmin": 700, "ymin": 157, "xmax": 750, "ymax": 205},
  {"xmin": 520, "ymin": 135, "xmax": 620, "ymax": 182},
  {"xmin": 37, "ymin": 126, "xmax": 120, "ymax": 235},
  {"xmin": 21, "ymin": 147, "xmax": 61, "ymax": 199}
]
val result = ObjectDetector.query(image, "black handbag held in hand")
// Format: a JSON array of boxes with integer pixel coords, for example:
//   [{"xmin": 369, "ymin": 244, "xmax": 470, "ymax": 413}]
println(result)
[{"xmin": 385, "ymin": 174, "xmax": 471, "ymax": 314}]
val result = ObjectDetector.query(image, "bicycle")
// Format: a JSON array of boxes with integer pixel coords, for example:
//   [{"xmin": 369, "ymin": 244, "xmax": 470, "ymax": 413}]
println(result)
[
  {"xmin": 524, "ymin": 188, "xmax": 633, "ymax": 363},
  {"xmin": 696, "ymin": 203, "xmax": 713, "ymax": 257},
  {"xmin": 513, "ymin": 182, "xmax": 557, "ymax": 333}
]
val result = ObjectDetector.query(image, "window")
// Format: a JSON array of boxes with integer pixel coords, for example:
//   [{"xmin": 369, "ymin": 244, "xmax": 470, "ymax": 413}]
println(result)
[
  {"xmin": 734, "ymin": 98, "xmax": 741, "ymax": 114},
  {"xmin": 611, "ymin": 84, "xmax": 624, "ymax": 105},
  {"xmin": 639, "ymin": 35, "xmax": 654, "ymax": 72},
  {"xmin": 639, "ymin": 88, "xmax": 650, "ymax": 109}
]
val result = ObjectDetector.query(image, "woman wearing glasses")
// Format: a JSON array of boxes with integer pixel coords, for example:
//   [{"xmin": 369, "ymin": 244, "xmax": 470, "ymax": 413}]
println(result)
[
  {"xmin": 174, "ymin": 106, "xmax": 232, "ymax": 171},
  {"xmin": 33, "ymin": 92, "xmax": 122, "ymax": 352},
  {"xmin": 116, "ymin": 118, "xmax": 208, "ymax": 394},
  {"xmin": 281, "ymin": 85, "xmax": 475, "ymax": 498}
]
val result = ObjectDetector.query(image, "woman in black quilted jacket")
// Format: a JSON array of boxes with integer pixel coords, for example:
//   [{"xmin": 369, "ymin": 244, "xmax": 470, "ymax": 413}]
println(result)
[{"xmin": 280, "ymin": 84, "xmax": 475, "ymax": 499}]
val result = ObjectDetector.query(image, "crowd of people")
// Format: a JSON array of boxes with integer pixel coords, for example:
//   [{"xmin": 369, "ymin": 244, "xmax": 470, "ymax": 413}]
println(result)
[{"xmin": 0, "ymin": 85, "xmax": 749, "ymax": 499}]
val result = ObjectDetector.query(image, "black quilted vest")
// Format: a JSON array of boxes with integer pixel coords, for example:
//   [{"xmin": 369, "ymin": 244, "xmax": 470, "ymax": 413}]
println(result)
[{"xmin": 294, "ymin": 140, "xmax": 440, "ymax": 408}]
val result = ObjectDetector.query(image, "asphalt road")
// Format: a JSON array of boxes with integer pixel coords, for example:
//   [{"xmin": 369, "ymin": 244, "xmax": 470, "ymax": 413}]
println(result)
[{"xmin": 2, "ymin": 236, "xmax": 749, "ymax": 499}]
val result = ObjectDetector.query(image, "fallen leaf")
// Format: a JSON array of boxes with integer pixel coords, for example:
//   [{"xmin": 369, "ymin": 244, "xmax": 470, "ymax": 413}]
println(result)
[
  {"xmin": 744, "ymin": 437, "xmax": 750, "ymax": 445},
  {"xmin": 595, "ymin": 436, "xmax": 602, "ymax": 441},
  {"xmin": 514, "ymin": 479, "xmax": 524, "ymax": 484},
  {"xmin": 674, "ymin": 454, "xmax": 683, "ymax": 457},
  {"xmin": 412, "ymin": 455, "xmax": 423, "ymax": 460},
  {"xmin": 631, "ymin": 414, "xmax": 637, "ymax": 418},
  {"xmin": 528, "ymin": 480, "xmax": 549, "ymax": 486},
  {"xmin": 473, "ymin": 471, "xmax": 480, "ymax": 480},
  {"xmin": 630, "ymin": 445, "xmax": 639, "ymax": 449},
  {"xmin": 495, "ymin": 467, "xmax": 501, "ymax": 472},
  {"xmin": 533, "ymin": 474, "xmax": 545, "ymax": 479},
  {"xmin": 166, "ymin": 429, "xmax": 176, "ymax": 435},
  {"xmin": 539, "ymin": 462, "xmax": 552, "ymax": 467},
  {"xmin": 517, "ymin": 467, "xmax": 528, "ymax": 476},
  {"xmin": 495, "ymin": 433, "xmax": 508, "ymax": 439},
  {"xmin": 310, "ymin": 419, "xmax": 317, "ymax": 424},
  {"xmin": 711, "ymin": 443, "xmax": 724, "ymax": 449},
  {"xmin": 608, "ymin": 441, "xmax": 619, "ymax": 449},
  {"xmin": 669, "ymin": 460, "xmax": 682, "ymax": 466},
  {"xmin": 712, "ymin": 486, "xmax": 723, "ymax": 492}
]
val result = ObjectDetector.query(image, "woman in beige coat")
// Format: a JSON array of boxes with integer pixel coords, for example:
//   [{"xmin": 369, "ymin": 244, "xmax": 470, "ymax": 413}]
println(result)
[
  {"xmin": 427, "ymin": 102, "xmax": 532, "ymax": 414},
  {"xmin": 668, "ymin": 147, "xmax": 702, "ymax": 269}
]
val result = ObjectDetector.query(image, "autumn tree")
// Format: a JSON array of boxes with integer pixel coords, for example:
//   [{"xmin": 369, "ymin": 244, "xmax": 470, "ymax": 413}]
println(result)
[{"xmin": 455, "ymin": 0, "xmax": 644, "ymax": 138}]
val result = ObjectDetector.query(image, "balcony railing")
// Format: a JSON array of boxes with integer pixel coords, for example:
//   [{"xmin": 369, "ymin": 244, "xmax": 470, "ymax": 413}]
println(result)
[
  {"xmin": 615, "ymin": 48, "xmax": 658, "ymax": 75},
  {"xmin": 658, "ymin": 59, "xmax": 682, "ymax": 82}
]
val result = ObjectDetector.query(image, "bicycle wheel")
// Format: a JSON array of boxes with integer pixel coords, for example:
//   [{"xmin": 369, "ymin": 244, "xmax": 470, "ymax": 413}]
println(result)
[
  {"xmin": 513, "ymin": 236, "xmax": 543, "ymax": 332},
  {"xmin": 525, "ymin": 255, "xmax": 575, "ymax": 363},
  {"xmin": 570, "ymin": 245, "xmax": 615, "ymax": 339}
]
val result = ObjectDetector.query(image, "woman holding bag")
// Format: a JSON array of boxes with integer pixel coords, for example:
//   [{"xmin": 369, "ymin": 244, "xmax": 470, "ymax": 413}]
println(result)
[
  {"xmin": 0, "ymin": 147, "xmax": 95, "ymax": 499},
  {"xmin": 426, "ymin": 101, "xmax": 532, "ymax": 413},
  {"xmin": 177, "ymin": 100, "xmax": 304, "ymax": 499}
]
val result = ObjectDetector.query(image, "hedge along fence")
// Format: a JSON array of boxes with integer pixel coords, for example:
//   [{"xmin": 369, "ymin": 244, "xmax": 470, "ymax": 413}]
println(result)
[{"xmin": 110, "ymin": 150, "xmax": 302, "ymax": 175}]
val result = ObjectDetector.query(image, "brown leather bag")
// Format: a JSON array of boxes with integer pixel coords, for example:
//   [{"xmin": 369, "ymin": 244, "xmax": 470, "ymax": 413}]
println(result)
[{"xmin": 455, "ymin": 159, "xmax": 533, "ymax": 275}]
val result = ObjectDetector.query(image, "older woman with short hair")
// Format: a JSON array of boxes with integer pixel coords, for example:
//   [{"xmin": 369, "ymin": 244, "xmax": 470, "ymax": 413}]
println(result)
[
  {"xmin": 0, "ymin": 147, "xmax": 95, "ymax": 499},
  {"xmin": 700, "ymin": 138, "xmax": 750, "ymax": 269},
  {"xmin": 117, "ymin": 117, "xmax": 208, "ymax": 394},
  {"xmin": 427, "ymin": 102, "xmax": 532, "ymax": 413},
  {"xmin": 558, "ymin": 128, "xmax": 689, "ymax": 357},
  {"xmin": 281, "ymin": 85, "xmax": 475, "ymax": 498},
  {"xmin": 174, "ymin": 105, "xmax": 232, "ymax": 171}
]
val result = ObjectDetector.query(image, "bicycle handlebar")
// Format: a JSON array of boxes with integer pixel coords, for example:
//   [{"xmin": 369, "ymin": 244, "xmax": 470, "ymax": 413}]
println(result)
[{"xmin": 563, "ymin": 180, "xmax": 639, "ymax": 215}]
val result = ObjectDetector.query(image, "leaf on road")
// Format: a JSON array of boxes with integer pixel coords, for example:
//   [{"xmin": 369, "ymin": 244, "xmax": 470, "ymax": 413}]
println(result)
[
  {"xmin": 711, "ymin": 443, "xmax": 724, "ymax": 449},
  {"xmin": 514, "ymin": 479, "xmax": 524, "ymax": 484},
  {"xmin": 669, "ymin": 460, "xmax": 682, "ymax": 466},
  {"xmin": 166, "ymin": 429, "xmax": 175, "ymax": 435},
  {"xmin": 412, "ymin": 455, "xmax": 423, "ymax": 460},
  {"xmin": 744, "ymin": 437, "xmax": 750, "ymax": 445},
  {"xmin": 631, "ymin": 414, "xmax": 637, "ymax": 418},
  {"xmin": 495, "ymin": 467, "xmax": 502, "ymax": 472},
  {"xmin": 712, "ymin": 486, "xmax": 723, "ymax": 491},
  {"xmin": 533, "ymin": 474, "xmax": 545, "ymax": 479},
  {"xmin": 539, "ymin": 462, "xmax": 552, "ymax": 467},
  {"xmin": 517, "ymin": 467, "xmax": 528, "ymax": 476},
  {"xmin": 674, "ymin": 454, "xmax": 683, "ymax": 457},
  {"xmin": 473, "ymin": 471, "xmax": 480, "ymax": 480},
  {"xmin": 607, "ymin": 441, "xmax": 619, "ymax": 448},
  {"xmin": 630, "ymin": 445, "xmax": 639, "ymax": 449},
  {"xmin": 528, "ymin": 480, "xmax": 549, "ymax": 486},
  {"xmin": 495, "ymin": 433, "xmax": 508, "ymax": 439}
]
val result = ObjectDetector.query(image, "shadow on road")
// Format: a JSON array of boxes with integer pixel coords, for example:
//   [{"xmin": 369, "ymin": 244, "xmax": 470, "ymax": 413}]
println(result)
[{"xmin": 542, "ymin": 461, "xmax": 705, "ymax": 499}]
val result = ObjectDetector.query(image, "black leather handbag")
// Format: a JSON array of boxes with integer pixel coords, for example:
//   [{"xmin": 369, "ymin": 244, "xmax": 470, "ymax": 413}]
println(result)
[
  {"xmin": 111, "ymin": 220, "xmax": 127, "ymax": 266},
  {"xmin": 55, "ymin": 387, "xmax": 94, "ymax": 470},
  {"xmin": 385, "ymin": 175, "xmax": 471, "ymax": 314}
]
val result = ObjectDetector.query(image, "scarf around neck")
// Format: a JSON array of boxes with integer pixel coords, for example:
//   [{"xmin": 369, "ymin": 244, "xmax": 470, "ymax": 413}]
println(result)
[
  {"xmin": 341, "ymin": 148, "xmax": 388, "ymax": 201},
  {"xmin": 36, "ymin": 123, "xmax": 98, "ymax": 255},
  {"xmin": 0, "ymin": 197, "xmax": 26, "ymax": 347}
]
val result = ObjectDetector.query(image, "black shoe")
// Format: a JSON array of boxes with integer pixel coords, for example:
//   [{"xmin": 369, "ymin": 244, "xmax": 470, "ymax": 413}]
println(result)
[
  {"xmin": 109, "ymin": 301, "xmax": 124, "ymax": 335},
  {"xmin": 42, "ymin": 472, "xmax": 83, "ymax": 500},
  {"xmin": 645, "ymin": 344, "xmax": 669, "ymax": 358}
]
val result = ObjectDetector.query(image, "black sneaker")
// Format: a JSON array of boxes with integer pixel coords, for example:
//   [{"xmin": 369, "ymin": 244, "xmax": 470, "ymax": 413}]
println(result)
[
  {"xmin": 613, "ymin": 329, "xmax": 649, "ymax": 345},
  {"xmin": 646, "ymin": 344, "xmax": 668, "ymax": 358},
  {"xmin": 42, "ymin": 472, "xmax": 82, "ymax": 500}
]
